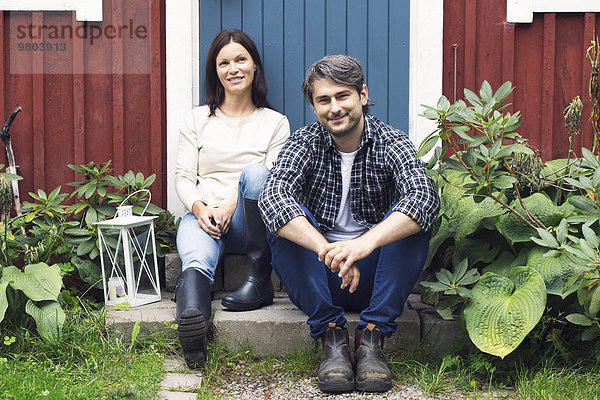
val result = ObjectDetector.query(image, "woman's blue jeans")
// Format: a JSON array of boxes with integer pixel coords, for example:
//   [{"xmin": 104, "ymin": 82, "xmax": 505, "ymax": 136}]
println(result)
[
  {"xmin": 176, "ymin": 164, "xmax": 270, "ymax": 283},
  {"xmin": 268, "ymin": 205, "xmax": 430, "ymax": 339}
]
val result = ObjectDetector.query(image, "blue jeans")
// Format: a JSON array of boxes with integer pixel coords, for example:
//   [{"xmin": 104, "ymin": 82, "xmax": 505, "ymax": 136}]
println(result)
[
  {"xmin": 268, "ymin": 205, "xmax": 430, "ymax": 339},
  {"xmin": 176, "ymin": 164, "xmax": 270, "ymax": 283}
]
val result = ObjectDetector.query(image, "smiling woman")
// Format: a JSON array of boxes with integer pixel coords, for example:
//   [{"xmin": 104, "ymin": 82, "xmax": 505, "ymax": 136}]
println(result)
[
  {"xmin": 215, "ymin": 42, "xmax": 256, "ymax": 104},
  {"xmin": 203, "ymin": 30, "xmax": 271, "ymax": 118},
  {"xmin": 173, "ymin": 30, "xmax": 290, "ymax": 369}
]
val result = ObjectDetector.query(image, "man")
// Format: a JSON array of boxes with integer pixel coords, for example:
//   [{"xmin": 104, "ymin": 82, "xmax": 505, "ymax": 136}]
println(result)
[{"xmin": 258, "ymin": 55, "xmax": 439, "ymax": 393}]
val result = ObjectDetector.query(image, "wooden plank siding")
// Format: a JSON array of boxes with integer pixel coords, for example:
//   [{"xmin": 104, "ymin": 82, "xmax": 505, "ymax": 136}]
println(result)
[
  {"xmin": 444, "ymin": 1, "xmax": 600, "ymax": 160},
  {"xmin": 0, "ymin": 0, "xmax": 166, "ymax": 208}
]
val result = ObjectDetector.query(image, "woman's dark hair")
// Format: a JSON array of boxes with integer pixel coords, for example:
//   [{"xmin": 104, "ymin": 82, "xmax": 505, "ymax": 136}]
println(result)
[{"xmin": 204, "ymin": 30, "xmax": 272, "ymax": 116}]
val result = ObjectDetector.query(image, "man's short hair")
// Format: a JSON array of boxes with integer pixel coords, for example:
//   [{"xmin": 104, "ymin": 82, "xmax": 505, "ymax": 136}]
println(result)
[{"xmin": 302, "ymin": 54, "xmax": 371, "ymax": 114}]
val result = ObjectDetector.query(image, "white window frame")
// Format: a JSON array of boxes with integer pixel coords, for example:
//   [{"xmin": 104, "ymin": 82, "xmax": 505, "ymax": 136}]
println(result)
[
  {"xmin": 1, "ymin": 0, "xmax": 102, "ymax": 21},
  {"xmin": 165, "ymin": 0, "xmax": 443, "ymax": 215},
  {"xmin": 507, "ymin": 0, "xmax": 600, "ymax": 23}
]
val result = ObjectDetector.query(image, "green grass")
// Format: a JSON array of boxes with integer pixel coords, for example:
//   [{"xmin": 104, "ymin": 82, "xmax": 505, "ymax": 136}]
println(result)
[
  {"xmin": 386, "ymin": 345, "xmax": 600, "ymax": 400},
  {"xmin": 0, "ymin": 353, "xmax": 163, "ymax": 400},
  {"xmin": 0, "ymin": 306, "xmax": 175, "ymax": 400},
  {"xmin": 515, "ymin": 363, "xmax": 600, "ymax": 400},
  {"xmin": 2, "ymin": 306, "xmax": 600, "ymax": 400},
  {"xmin": 387, "ymin": 345, "xmax": 514, "ymax": 399}
]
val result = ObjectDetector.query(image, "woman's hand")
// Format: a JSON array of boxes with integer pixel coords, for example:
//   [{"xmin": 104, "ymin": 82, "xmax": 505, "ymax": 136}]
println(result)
[
  {"xmin": 192, "ymin": 198, "xmax": 237, "ymax": 240},
  {"xmin": 192, "ymin": 200, "xmax": 221, "ymax": 239},
  {"xmin": 213, "ymin": 197, "xmax": 237, "ymax": 236}
]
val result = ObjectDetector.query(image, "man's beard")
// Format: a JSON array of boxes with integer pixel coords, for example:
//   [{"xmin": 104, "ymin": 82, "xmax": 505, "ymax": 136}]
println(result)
[{"xmin": 322, "ymin": 111, "xmax": 361, "ymax": 138}]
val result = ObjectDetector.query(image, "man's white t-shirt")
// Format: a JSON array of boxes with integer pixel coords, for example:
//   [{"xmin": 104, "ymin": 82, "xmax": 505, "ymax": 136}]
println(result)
[{"xmin": 324, "ymin": 150, "xmax": 367, "ymax": 242}]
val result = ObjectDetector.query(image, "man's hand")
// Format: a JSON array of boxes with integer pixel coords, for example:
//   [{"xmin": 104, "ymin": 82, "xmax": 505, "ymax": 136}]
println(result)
[
  {"xmin": 318, "ymin": 237, "xmax": 376, "ymax": 272},
  {"xmin": 340, "ymin": 264, "xmax": 360, "ymax": 293},
  {"xmin": 318, "ymin": 237, "xmax": 376, "ymax": 292}
]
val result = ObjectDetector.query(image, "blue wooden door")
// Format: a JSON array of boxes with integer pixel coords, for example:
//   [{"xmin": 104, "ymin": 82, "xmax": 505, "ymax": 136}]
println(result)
[{"xmin": 199, "ymin": 0, "xmax": 410, "ymax": 133}]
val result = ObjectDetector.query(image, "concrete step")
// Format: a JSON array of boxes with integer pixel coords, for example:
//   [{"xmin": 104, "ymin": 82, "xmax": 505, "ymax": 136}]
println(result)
[
  {"xmin": 164, "ymin": 253, "xmax": 280, "ymax": 293},
  {"xmin": 105, "ymin": 291, "xmax": 178, "ymax": 340},
  {"xmin": 106, "ymin": 291, "xmax": 469, "ymax": 357}
]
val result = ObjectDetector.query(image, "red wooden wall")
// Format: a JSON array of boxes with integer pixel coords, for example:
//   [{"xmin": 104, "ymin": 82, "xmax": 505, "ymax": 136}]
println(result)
[
  {"xmin": 0, "ymin": 0, "xmax": 166, "ymax": 207},
  {"xmin": 444, "ymin": 1, "xmax": 599, "ymax": 160}
]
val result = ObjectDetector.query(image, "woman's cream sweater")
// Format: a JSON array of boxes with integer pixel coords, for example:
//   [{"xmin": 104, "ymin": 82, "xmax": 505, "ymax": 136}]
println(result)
[{"xmin": 175, "ymin": 105, "xmax": 290, "ymax": 211}]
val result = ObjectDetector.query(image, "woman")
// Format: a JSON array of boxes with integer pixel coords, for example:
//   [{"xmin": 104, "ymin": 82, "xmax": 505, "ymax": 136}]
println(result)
[{"xmin": 174, "ymin": 29, "xmax": 290, "ymax": 368}]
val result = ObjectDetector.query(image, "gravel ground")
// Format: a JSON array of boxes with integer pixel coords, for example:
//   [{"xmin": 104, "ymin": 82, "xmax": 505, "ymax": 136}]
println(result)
[
  {"xmin": 211, "ymin": 375, "xmax": 515, "ymax": 400},
  {"xmin": 213, "ymin": 378, "xmax": 437, "ymax": 400},
  {"xmin": 163, "ymin": 356, "xmax": 516, "ymax": 400}
]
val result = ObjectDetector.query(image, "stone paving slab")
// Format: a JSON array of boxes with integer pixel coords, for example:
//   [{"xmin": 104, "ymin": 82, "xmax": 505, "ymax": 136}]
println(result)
[
  {"xmin": 420, "ymin": 309, "xmax": 470, "ymax": 355},
  {"xmin": 406, "ymin": 293, "xmax": 431, "ymax": 311},
  {"xmin": 158, "ymin": 391, "xmax": 197, "ymax": 400},
  {"xmin": 158, "ymin": 357, "xmax": 200, "ymax": 400},
  {"xmin": 160, "ymin": 372, "xmax": 202, "ymax": 390},
  {"xmin": 163, "ymin": 356, "xmax": 188, "ymax": 372}
]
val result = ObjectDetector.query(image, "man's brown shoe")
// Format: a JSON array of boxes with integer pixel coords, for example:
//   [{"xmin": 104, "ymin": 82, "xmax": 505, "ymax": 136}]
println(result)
[
  {"xmin": 354, "ymin": 323, "xmax": 393, "ymax": 392},
  {"xmin": 316, "ymin": 323, "xmax": 355, "ymax": 392}
]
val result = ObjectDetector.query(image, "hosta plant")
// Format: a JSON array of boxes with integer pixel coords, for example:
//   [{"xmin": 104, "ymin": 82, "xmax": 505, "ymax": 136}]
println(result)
[
  {"xmin": 0, "ymin": 262, "xmax": 65, "ymax": 341},
  {"xmin": 418, "ymin": 81, "xmax": 600, "ymax": 359}
]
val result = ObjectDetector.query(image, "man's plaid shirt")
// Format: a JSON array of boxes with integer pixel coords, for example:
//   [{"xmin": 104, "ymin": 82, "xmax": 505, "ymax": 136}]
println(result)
[{"xmin": 258, "ymin": 114, "xmax": 440, "ymax": 235}]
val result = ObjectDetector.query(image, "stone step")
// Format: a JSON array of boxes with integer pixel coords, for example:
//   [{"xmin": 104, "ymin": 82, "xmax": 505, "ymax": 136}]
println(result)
[
  {"xmin": 106, "ymin": 291, "xmax": 469, "ymax": 357},
  {"xmin": 164, "ymin": 253, "xmax": 280, "ymax": 293}
]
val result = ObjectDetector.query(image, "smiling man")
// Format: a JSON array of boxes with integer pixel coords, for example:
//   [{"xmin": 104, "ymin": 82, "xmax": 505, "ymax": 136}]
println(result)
[{"xmin": 259, "ymin": 55, "xmax": 439, "ymax": 393}]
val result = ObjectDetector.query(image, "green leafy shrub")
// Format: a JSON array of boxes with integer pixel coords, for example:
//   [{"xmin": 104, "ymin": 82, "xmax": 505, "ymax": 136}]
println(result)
[
  {"xmin": 0, "ymin": 161, "xmax": 179, "ymax": 342},
  {"xmin": 419, "ymin": 81, "xmax": 600, "ymax": 359}
]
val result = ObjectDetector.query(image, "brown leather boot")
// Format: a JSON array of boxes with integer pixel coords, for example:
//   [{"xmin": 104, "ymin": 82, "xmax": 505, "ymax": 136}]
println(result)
[
  {"xmin": 316, "ymin": 323, "xmax": 355, "ymax": 393},
  {"xmin": 354, "ymin": 323, "xmax": 393, "ymax": 392}
]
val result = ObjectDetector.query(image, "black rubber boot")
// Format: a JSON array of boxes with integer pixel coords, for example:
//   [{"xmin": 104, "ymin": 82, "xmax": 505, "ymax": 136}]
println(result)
[
  {"xmin": 175, "ymin": 268, "xmax": 211, "ymax": 369},
  {"xmin": 354, "ymin": 324, "xmax": 393, "ymax": 392},
  {"xmin": 316, "ymin": 323, "xmax": 355, "ymax": 393},
  {"xmin": 221, "ymin": 198, "xmax": 274, "ymax": 311}
]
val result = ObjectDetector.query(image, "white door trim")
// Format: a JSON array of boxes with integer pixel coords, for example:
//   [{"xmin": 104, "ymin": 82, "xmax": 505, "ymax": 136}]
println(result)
[
  {"xmin": 0, "ymin": 0, "xmax": 102, "ymax": 21},
  {"xmin": 165, "ymin": 0, "xmax": 198, "ymax": 217},
  {"xmin": 409, "ymin": 0, "xmax": 443, "ymax": 149},
  {"xmin": 165, "ymin": 0, "xmax": 444, "ymax": 215},
  {"xmin": 507, "ymin": 0, "xmax": 600, "ymax": 23}
]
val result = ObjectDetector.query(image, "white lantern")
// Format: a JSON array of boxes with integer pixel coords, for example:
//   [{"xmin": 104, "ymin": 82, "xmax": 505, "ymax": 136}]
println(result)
[{"xmin": 95, "ymin": 190, "xmax": 161, "ymax": 307}]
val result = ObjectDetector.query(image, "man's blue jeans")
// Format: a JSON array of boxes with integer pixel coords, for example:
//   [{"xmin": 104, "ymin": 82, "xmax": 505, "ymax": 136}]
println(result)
[
  {"xmin": 176, "ymin": 164, "xmax": 269, "ymax": 284},
  {"xmin": 268, "ymin": 205, "xmax": 430, "ymax": 339}
]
